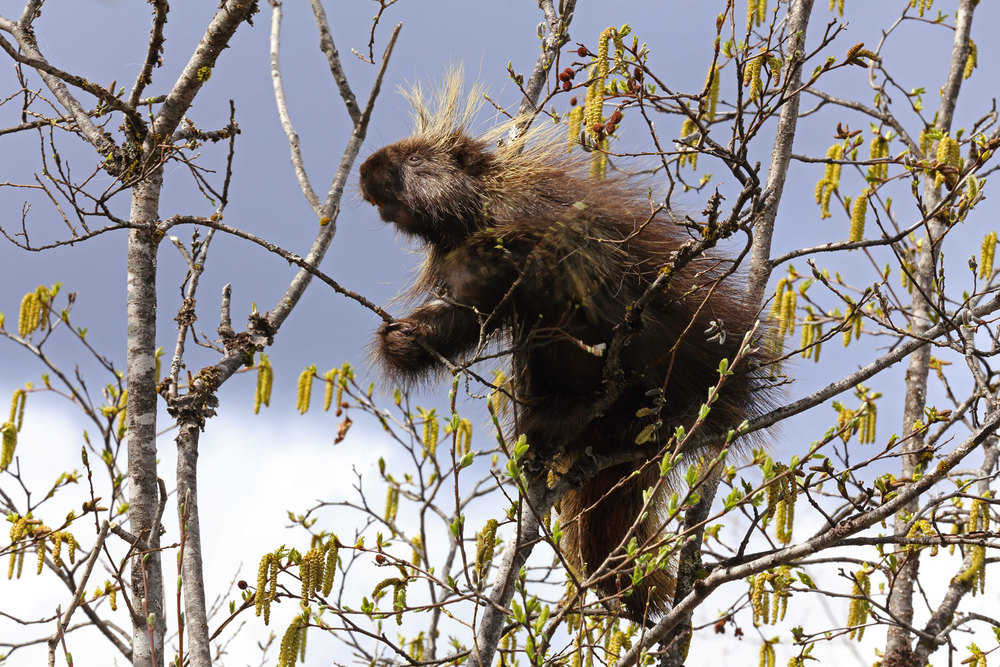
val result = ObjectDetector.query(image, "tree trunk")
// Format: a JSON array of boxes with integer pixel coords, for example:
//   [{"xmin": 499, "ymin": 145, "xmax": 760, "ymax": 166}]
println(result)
[{"xmin": 126, "ymin": 170, "xmax": 166, "ymax": 667}]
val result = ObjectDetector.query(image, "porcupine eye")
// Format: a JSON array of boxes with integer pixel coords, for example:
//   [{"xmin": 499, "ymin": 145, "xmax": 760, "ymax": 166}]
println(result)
[{"xmin": 407, "ymin": 154, "xmax": 424, "ymax": 165}]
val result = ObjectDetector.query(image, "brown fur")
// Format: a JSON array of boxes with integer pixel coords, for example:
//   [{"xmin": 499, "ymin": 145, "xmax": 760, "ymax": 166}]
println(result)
[{"xmin": 359, "ymin": 77, "xmax": 775, "ymax": 620}]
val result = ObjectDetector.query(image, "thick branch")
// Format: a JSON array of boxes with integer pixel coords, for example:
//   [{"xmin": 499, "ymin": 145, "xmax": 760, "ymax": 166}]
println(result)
[
  {"xmin": 0, "ymin": 22, "xmax": 116, "ymax": 155},
  {"xmin": 887, "ymin": 0, "xmax": 977, "ymax": 658},
  {"xmin": 745, "ymin": 0, "xmax": 815, "ymax": 306},
  {"xmin": 147, "ymin": 0, "xmax": 257, "ymax": 153}
]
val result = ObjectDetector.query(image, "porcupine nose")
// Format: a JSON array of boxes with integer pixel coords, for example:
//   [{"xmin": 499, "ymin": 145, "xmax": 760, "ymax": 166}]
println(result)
[{"xmin": 359, "ymin": 150, "xmax": 396, "ymax": 207}]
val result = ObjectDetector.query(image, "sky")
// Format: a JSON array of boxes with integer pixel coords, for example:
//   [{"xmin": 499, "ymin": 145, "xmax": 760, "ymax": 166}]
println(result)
[{"xmin": 2, "ymin": 1, "xmax": 1000, "ymax": 665}]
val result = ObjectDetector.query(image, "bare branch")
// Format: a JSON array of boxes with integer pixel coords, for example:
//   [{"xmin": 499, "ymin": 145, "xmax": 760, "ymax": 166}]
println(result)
[
  {"xmin": 268, "ymin": 0, "xmax": 322, "ymax": 213},
  {"xmin": 745, "ymin": 0, "xmax": 815, "ymax": 306}
]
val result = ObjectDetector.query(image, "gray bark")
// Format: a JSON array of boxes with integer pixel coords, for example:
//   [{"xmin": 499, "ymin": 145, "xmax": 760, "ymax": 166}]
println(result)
[
  {"xmin": 126, "ymin": 171, "xmax": 166, "ymax": 667},
  {"xmin": 885, "ymin": 2, "xmax": 977, "ymax": 662},
  {"xmin": 746, "ymin": 0, "xmax": 815, "ymax": 307}
]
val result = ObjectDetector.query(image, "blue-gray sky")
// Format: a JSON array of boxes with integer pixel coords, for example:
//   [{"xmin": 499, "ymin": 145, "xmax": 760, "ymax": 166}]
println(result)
[{"xmin": 2, "ymin": 1, "xmax": 1000, "ymax": 664}]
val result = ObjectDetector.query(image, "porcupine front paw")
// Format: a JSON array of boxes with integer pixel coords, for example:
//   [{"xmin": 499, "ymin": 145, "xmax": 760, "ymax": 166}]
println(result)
[{"xmin": 375, "ymin": 319, "xmax": 436, "ymax": 376}]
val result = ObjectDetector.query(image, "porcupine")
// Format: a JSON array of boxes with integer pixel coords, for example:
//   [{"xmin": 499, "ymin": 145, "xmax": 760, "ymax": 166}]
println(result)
[{"xmin": 358, "ymin": 73, "xmax": 774, "ymax": 620}]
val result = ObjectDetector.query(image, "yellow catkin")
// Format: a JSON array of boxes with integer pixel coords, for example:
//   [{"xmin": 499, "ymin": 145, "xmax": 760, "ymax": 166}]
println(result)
[
  {"xmin": 767, "ymin": 467, "xmax": 794, "ymax": 545},
  {"xmin": 591, "ymin": 134, "xmax": 609, "ymax": 180},
  {"xmin": 608, "ymin": 631, "xmax": 628, "ymax": 660},
  {"xmin": 799, "ymin": 309, "xmax": 814, "ymax": 356},
  {"xmin": 861, "ymin": 402, "xmax": 877, "ymax": 444},
  {"xmin": 979, "ymin": 232, "xmax": 996, "ymax": 279},
  {"xmin": 10, "ymin": 514, "xmax": 26, "ymax": 541},
  {"xmin": 769, "ymin": 278, "xmax": 788, "ymax": 318},
  {"xmin": 385, "ymin": 485, "xmax": 399, "ymax": 523},
  {"xmin": 422, "ymin": 412, "xmax": 439, "ymax": 457},
  {"xmin": 779, "ymin": 289, "xmax": 796, "ymax": 337},
  {"xmin": 846, "ymin": 569, "xmax": 871, "ymax": 639},
  {"xmin": 0, "ymin": 422, "xmax": 16, "ymax": 471},
  {"xmin": 66, "ymin": 534, "xmax": 76, "ymax": 564},
  {"xmin": 393, "ymin": 583, "xmax": 406, "ymax": 624},
  {"xmin": 9, "ymin": 388, "xmax": 24, "ymax": 431},
  {"xmin": 10, "ymin": 549, "xmax": 24, "ymax": 580},
  {"xmin": 774, "ymin": 498, "xmax": 786, "ymax": 541},
  {"xmin": 116, "ymin": 390, "xmax": 128, "ymax": 440},
  {"xmin": 256, "ymin": 552, "xmax": 278, "ymax": 625},
  {"xmin": 816, "ymin": 144, "xmax": 844, "ymax": 219},
  {"xmin": 800, "ymin": 308, "xmax": 821, "ymax": 362},
  {"xmin": 610, "ymin": 30, "xmax": 625, "ymax": 74},
  {"xmin": 934, "ymin": 136, "xmax": 962, "ymax": 188},
  {"xmin": 964, "ymin": 40, "xmax": 977, "ymax": 79},
  {"xmin": 335, "ymin": 364, "xmax": 348, "ymax": 416},
  {"xmin": 910, "ymin": 0, "xmax": 933, "ymax": 17},
  {"xmin": 679, "ymin": 118, "xmax": 699, "ymax": 169},
  {"xmin": 269, "ymin": 554, "xmax": 280, "ymax": 606},
  {"xmin": 17, "ymin": 292, "xmax": 41, "ymax": 337},
  {"xmin": 254, "ymin": 356, "xmax": 273, "ymax": 414},
  {"xmin": 705, "ymin": 65, "xmax": 720, "ymax": 121},
  {"xmin": 771, "ymin": 567, "xmax": 791, "ymax": 621},
  {"xmin": 296, "ymin": 365, "xmax": 315, "ymax": 415},
  {"xmin": 583, "ymin": 26, "xmax": 618, "ymax": 174},
  {"xmin": 51, "ymin": 532, "xmax": 64, "ymax": 568},
  {"xmin": 409, "ymin": 635, "xmax": 425, "ymax": 660},
  {"xmin": 747, "ymin": 0, "xmax": 766, "ymax": 29},
  {"xmin": 900, "ymin": 254, "xmax": 915, "ymax": 292},
  {"xmin": 945, "ymin": 136, "xmax": 962, "ymax": 168},
  {"xmin": 154, "ymin": 347, "xmax": 163, "ymax": 382},
  {"xmin": 765, "ymin": 55, "xmax": 783, "ymax": 86},
  {"xmin": 475, "ymin": 518, "xmax": 498, "ymax": 579},
  {"xmin": 583, "ymin": 65, "xmax": 603, "ymax": 134},
  {"xmin": 751, "ymin": 572, "xmax": 770, "ymax": 625},
  {"xmin": 322, "ymin": 537, "xmax": 339, "ymax": 596},
  {"xmin": 299, "ymin": 552, "xmax": 313, "ymax": 606},
  {"xmin": 819, "ymin": 183, "xmax": 834, "ymax": 219},
  {"xmin": 451, "ymin": 418, "xmax": 473, "ymax": 455},
  {"xmin": 869, "ymin": 134, "xmax": 889, "ymax": 180},
  {"xmin": 410, "ymin": 536, "xmax": 422, "ymax": 567},
  {"xmin": 949, "ymin": 520, "xmax": 961, "ymax": 555},
  {"xmin": 907, "ymin": 519, "xmax": 939, "ymax": 555},
  {"xmin": 813, "ymin": 178, "xmax": 825, "ymax": 204},
  {"xmin": 759, "ymin": 640, "xmax": 775, "ymax": 667},
  {"xmin": 842, "ymin": 314, "xmax": 854, "ymax": 347},
  {"xmin": 277, "ymin": 614, "xmax": 307, "ymax": 667},
  {"xmin": 34, "ymin": 285, "xmax": 51, "ymax": 331},
  {"xmin": 322, "ymin": 370, "xmax": 337, "ymax": 412},
  {"xmin": 743, "ymin": 56, "xmax": 763, "ymax": 101},
  {"xmin": 36, "ymin": 534, "xmax": 47, "ymax": 575},
  {"xmin": 849, "ymin": 191, "xmax": 867, "ymax": 242},
  {"xmin": 489, "ymin": 370, "xmax": 510, "ymax": 417},
  {"xmin": 567, "ymin": 104, "xmax": 584, "ymax": 152},
  {"xmin": 779, "ymin": 484, "xmax": 796, "ymax": 544},
  {"xmin": 255, "ymin": 552, "xmax": 270, "ymax": 617},
  {"xmin": 955, "ymin": 494, "xmax": 989, "ymax": 593},
  {"xmin": 964, "ymin": 174, "xmax": 980, "ymax": 211}
]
